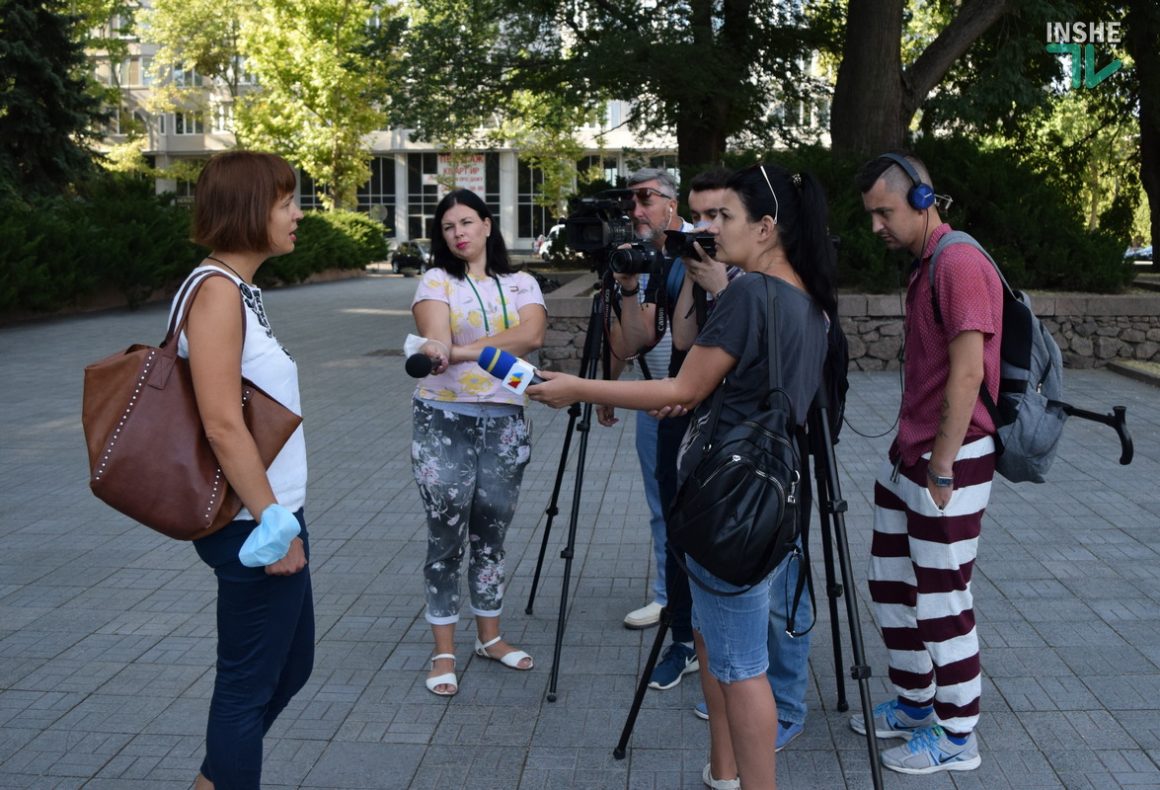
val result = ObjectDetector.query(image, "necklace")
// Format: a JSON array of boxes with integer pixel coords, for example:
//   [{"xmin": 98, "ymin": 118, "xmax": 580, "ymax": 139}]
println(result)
[{"xmin": 205, "ymin": 255, "xmax": 247, "ymax": 282}]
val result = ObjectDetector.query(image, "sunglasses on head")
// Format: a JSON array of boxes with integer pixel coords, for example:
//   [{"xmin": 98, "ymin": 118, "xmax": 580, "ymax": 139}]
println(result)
[{"xmin": 629, "ymin": 186, "xmax": 675, "ymax": 205}]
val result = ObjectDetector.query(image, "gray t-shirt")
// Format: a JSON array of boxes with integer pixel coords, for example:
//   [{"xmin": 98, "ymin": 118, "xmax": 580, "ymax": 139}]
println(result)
[{"xmin": 678, "ymin": 272, "xmax": 828, "ymax": 479}]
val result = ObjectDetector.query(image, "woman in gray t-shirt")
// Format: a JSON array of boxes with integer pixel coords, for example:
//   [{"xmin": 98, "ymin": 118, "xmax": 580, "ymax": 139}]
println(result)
[{"xmin": 529, "ymin": 163, "xmax": 837, "ymax": 789}]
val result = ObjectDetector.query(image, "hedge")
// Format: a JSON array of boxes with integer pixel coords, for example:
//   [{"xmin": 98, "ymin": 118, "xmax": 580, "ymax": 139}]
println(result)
[{"xmin": 0, "ymin": 174, "xmax": 389, "ymax": 314}]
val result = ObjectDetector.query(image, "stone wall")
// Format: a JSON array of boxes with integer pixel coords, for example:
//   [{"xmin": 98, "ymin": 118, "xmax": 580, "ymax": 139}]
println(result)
[
  {"xmin": 838, "ymin": 292, "xmax": 1160, "ymax": 370},
  {"xmin": 541, "ymin": 274, "xmax": 1160, "ymax": 373}
]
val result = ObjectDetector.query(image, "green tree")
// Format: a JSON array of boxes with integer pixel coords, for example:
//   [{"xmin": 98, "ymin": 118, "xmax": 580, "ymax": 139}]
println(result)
[
  {"xmin": 395, "ymin": 0, "xmax": 828, "ymax": 174},
  {"xmin": 237, "ymin": 0, "xmax": 401, "ymax": 209},
  {"xmin": 0, "ymin": 0, "xmax": 104, "ymax": 195},
  {"xmin": 1124, "ymin": 0, "xmax": 1159, "ymax": 260},
  {"xmin": 829, "ymin": 0, "xmax": 1014, "ymax": 156},
  {"xmin": 140, "ymin": 0, "xmax": 248, "ymax": 146}
]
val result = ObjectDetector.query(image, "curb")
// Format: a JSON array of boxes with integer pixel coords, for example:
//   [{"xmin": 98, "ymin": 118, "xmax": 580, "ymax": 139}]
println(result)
[{"xmin": 1106, "ymin": 360, "xmax": 1160, "ymax": 388}]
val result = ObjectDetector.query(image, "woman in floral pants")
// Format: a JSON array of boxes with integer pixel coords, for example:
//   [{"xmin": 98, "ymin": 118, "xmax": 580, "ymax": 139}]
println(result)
[{"xmin": 409, "ymin": 189, "xmax": 546, "ymax": 696}]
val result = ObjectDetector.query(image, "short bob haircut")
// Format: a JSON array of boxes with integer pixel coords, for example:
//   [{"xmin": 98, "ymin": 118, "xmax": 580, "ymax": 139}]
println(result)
[
  {"xmin": 428, "ymin": 189, "xmax": 512, "ymax": 279},
  {"xmin": 192, "ymin": 151, "xmax": 298, "ymax": 253}
]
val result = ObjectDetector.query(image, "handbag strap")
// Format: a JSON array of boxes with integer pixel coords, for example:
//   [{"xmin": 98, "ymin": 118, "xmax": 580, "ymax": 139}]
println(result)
[{"xmin": 161, "ymin": 269, "xmax": 247, "ymax": 356}]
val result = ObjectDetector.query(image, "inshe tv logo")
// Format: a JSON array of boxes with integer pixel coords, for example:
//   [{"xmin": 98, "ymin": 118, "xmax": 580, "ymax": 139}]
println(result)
[{"xmin": 1045, "ymin": 21, "xmax": 1123, "ymax": 89}]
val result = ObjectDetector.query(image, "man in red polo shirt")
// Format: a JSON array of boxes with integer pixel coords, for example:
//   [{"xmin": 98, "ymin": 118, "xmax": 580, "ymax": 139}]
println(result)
[{"xmin": 850, "ymin": 153, "xmax": 1003, "ymax": 775}]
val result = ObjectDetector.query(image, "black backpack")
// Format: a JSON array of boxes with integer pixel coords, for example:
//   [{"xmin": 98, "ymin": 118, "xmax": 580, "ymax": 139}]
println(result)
[
  {"xmin": 929, "ymin": 231, "xmax": 1067, "ymax": 483},
  {"xmin": 666, "ymin": 278, "xmax": 803, "ymax": 590}
]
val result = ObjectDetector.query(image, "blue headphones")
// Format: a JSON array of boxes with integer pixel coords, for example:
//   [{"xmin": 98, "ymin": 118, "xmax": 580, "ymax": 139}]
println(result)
[{"xmin": 878, "ymin": 153, "xmax": 935, "ymax": 211}]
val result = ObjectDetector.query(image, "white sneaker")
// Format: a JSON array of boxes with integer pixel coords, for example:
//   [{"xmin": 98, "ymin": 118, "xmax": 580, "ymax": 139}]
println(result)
[
  {"xmin": 702, "ymin": 763, "xmax": 740, "ymax": 790},
  {"xmin": 623, "ymin": 601, "xmax": 663, "ymax": 629}
]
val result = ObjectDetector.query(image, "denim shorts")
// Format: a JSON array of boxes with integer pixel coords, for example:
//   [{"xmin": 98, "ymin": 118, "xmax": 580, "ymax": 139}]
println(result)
[{"xmin": 687, "ymin": 555, "xmax": 773, "ymax": 683}]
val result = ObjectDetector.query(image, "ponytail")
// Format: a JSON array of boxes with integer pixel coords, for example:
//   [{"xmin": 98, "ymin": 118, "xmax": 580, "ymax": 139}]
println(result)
[{"xmin": 726, "ymin": 164, "xmax": 839, "ymax": 319}]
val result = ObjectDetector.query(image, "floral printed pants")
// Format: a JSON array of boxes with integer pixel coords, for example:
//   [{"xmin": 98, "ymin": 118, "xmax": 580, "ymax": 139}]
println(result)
[{"xmin": 411, "ymin": 400, "xmax": 531, "ymax": 624}]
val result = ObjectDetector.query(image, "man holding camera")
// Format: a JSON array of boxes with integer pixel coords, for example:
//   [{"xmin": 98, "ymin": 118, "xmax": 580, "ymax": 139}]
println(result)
[{"xmin": 607, "ymin": 168, "xmax": 692, "ymax": 644}]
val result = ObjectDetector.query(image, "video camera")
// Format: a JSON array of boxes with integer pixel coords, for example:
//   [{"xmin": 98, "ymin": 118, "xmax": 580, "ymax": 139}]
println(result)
[
  {"xmin": 663, "ymin": 229, "xmax": 717, "ymax": 262},
  {"xmin": 564, "ymin": 190, "xmax": 666, "ymax": 276}
]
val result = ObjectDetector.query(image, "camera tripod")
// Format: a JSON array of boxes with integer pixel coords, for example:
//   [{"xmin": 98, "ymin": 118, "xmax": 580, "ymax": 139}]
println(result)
[
  {"xmin": 523, "ymin": 283, "xmax": 613, "ymax": 702},
  {"xmin": 612, "ymin": 387, "xmax": 885, "ymax": 790}
]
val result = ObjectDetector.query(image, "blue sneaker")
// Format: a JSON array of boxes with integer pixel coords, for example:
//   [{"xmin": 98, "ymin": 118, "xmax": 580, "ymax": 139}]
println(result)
[
  {"xmin": 693, "ymin": 702, "xmax": 802, "ymax": 752},
  {"xmin": 880, "ymin": 725, "xmax": 981, "ymax": 774},
  {"xmin": 850, "ymin": 699, "xmax": 934, "ymax": 740},
  {"xmin": 776, "ymin": 720, "xmax": 804, "ymax": 752},
  {"xmin": 648, "ymin": 642, "xmax": 698, "ymax": 690}
]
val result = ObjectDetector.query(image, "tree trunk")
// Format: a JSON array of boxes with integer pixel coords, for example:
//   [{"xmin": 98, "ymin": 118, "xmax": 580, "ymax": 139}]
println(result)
[
  {"xmin": 1127, "ymin": 0, "xmax": 1160, "ymax": 268},
  {"xmin": 675, "ymin": 96, "xmax": 729, "ymax": 177},
  {"xmin": 831, "ymin": 0, "xmax": 1010, "ymax": 157},
  {"xmin": 830, "ymin": 0, "xmax": 905, "ymax": 156}
]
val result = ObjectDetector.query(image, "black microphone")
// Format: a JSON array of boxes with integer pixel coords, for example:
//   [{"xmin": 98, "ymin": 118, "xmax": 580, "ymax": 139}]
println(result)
[{"xmin": 405, "ymin": 353, "xmax": 434, "ymax": 378}]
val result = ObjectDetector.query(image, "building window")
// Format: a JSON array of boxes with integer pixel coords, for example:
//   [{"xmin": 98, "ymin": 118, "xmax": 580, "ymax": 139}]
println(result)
[
  {"xmin": 517, "ymin": 160, "xmax": 553, "ymax": 241},
  {"xmin": 357, "ymin": 156, "xmax": 397, "ymax": 235},
  {"xmin": 173, "ymin": 67, "xmax": 204, "ymax": 88},
  {"xmin": 406, "ymin": 152, "xmax": 440, "ymax": 239},
  {"xmin": 174, "ymin": 112, "xmax": 205, "ymax": 135},
  {"xmin": 577, "ymin": 155, "xmax": 620, "ymax": 187},
  {"xmin": 298, "ymin": 170, "xmax": 324, "ymax": 211},
  {"xmin": 212, "ymin": 103, "xmax": 233, "ymax": 134}
]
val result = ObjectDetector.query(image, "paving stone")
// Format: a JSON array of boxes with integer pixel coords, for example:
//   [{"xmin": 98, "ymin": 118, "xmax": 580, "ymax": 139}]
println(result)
[{"xmin": 2, "ymin": 276, "xmax": 1158, "ymax": 787}]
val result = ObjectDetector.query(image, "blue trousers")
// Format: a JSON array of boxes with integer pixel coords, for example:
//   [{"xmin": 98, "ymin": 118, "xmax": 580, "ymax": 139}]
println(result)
[
  {"xmin": 663, "ymin": 410, "xmax": 811, "ymax": 722},
  {"xmin": 767, "ymin": 543, "xmax": 811, "ymax": 726},
  {"xmin": 193, "ymin": 511, "xmax": 314, "ymax": 790},
  {"xmin": 635, "ymin": 412, "xmax": 667, "ymax": 605}
]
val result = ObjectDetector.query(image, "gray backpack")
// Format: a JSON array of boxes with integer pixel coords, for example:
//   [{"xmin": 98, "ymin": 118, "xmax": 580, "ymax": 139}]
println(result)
[{"xmin": 929, "ymin": 231, "xmax": 1067, "ymax": 483}]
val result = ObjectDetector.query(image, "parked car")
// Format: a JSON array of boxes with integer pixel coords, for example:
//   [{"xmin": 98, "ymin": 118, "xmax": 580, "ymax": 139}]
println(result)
[
  {"xmin": 392, "ymin": 238, "xmax": 432, "ymax": 273},
  {"xmin": 1124, "ymin": 244, "xmax": 1153, "ymax": 265},
  {"xmin": 539, "ymin": 224, "xmax": 566, "ymax": 260}
]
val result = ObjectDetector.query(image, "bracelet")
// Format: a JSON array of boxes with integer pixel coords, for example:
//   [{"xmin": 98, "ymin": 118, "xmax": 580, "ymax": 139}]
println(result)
[{"xmin": 619, "ymin": 285, "xmax": 640, "ymax": 297}]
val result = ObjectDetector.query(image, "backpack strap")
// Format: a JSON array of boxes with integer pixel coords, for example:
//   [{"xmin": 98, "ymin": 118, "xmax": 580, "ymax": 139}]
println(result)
[
  {"xmin": 765, "ymin": 275, "xmax": 782, "ymax": 404},
  {"xmin": 927, "ymin": 230, "xmax": 1011, "ymax": 435},
  {"xmin": 928, "ymin": 231, "xmax": 1015, "ymax": 322},
  {"xmin": 698, "ymin": 276, "xmax": 783, "ymax": 452}
]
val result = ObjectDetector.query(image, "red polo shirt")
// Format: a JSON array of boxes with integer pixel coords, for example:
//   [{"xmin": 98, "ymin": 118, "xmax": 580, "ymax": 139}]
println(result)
[{"xmin": 894, "ymin": 224, "xmax": 1003, "ymax": 466}]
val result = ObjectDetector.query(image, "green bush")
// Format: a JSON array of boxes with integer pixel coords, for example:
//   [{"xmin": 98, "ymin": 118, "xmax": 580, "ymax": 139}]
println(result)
[
  {"xmin": 735, "ymin": 138, "xmax": 1135, "ymax": 294},
  {"xmin": 260, "ymin": 210, "xmax": 386, "ymax": 286},
  {"xmin": 0, "ymin": 174, "xmax": 195, "ymax": 312},
  {"xmin": 1, "ymin": 183, "xmax": 390, "ymax": 314}
]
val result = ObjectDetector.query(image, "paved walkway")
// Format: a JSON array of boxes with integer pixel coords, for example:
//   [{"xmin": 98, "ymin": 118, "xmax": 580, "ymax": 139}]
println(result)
[{"xmin": 1, "ymin": 274, "xmax": 1157, "ymax": 789}]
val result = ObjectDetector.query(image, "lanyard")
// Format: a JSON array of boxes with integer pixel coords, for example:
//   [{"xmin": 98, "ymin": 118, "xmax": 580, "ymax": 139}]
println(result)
[{"xmin": 465, "ymin": 274, "xmax": 510, "ymax": 334}]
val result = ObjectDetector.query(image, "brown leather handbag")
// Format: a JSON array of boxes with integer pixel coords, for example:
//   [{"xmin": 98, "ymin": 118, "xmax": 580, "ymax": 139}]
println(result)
[{"xmin": 82, "ymin": 271, "xmax": 302, "ymax": 540}]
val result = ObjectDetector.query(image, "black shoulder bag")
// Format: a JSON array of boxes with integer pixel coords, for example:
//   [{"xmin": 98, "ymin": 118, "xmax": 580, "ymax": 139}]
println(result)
[{"xmin": 665, "ymin": 277, "xmax": 803, "ymax": 592}]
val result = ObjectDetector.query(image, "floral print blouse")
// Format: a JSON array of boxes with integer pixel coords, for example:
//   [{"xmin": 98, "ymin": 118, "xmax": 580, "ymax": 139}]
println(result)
[{"xmin": 410, "ymin": 267, "xmax": 546, "ymax": 406}]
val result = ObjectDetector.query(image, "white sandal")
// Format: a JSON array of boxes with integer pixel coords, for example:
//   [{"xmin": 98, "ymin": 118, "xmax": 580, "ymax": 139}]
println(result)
[
  {"xmin": 474, "ymin": 636, "xmax": 534, "ymax": 670},
  {"xmin": 425, "ymin": 653, "xmax": 458, "ymax": 696}
]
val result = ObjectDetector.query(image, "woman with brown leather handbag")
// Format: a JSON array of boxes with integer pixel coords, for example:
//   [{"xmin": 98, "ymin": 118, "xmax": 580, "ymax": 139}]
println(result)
[{"xmin": 178, "ymin": 151, "xmax": 312, "ymax": 790}]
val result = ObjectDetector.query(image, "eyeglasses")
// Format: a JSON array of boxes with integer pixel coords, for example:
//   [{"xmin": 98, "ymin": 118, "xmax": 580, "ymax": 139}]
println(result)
[
  {"xmin": 759, "ymin": 165, "xmax": 780, "ymax": 225},
  {"xmin": 628, "ymin": 186, "xmax": 675, "ymax": 205}
]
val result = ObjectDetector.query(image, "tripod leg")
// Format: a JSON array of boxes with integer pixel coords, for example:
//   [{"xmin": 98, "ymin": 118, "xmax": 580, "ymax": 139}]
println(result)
[
  {"xmin": 545, "ymin": 292, "xmax": 606, "ymax": 702},
  {"xmin": 817, "ymin": 500, "xmax": 848, "ymax": 711},
  {"xmin": 809, "ymin": 405, "xmax": 884, "ymax": 790},
  {"xmin": 525, "ymin": 400, "xmax": 581, "ymax": 615},
  {"xmin": 614, "ymin": 607, "xmax": 672, "ymax": 758}
]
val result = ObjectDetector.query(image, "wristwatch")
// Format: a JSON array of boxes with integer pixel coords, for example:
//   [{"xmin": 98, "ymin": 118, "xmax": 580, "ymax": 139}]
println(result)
[{"xmin": 927, "ymin": 467, "xmax": 954, "ymax": 488}]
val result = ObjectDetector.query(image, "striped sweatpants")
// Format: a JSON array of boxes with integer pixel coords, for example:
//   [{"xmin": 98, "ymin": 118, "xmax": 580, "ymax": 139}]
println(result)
[{"xmin": 868, "ymin": 435, "xmax": 996, "ymax": 734}]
